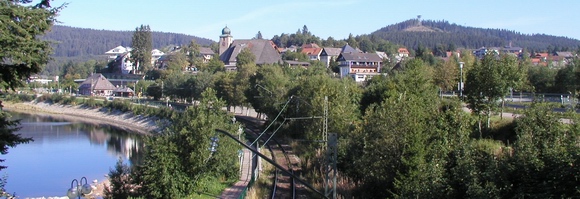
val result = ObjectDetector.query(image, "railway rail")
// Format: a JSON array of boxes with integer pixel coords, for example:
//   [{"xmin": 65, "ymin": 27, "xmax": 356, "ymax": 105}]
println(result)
[{"xmin": 235, "ymin": 115, "xmax": 296, "ymax": 199}]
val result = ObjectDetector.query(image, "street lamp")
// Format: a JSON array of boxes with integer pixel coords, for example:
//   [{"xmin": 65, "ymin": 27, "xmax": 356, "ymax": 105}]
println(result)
[
  {"xmin": 459, "ymin": 62, "xmax": 465, "ymax": 100},
  {"xmin": 67, "ymin": 177, "xmax": 93, "ymax": 199}
]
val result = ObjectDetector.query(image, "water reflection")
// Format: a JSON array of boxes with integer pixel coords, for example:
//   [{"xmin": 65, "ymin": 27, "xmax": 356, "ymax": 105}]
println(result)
[{"xmin": 2, "ymin": 112, "xmax": 144, "ymax": 198}]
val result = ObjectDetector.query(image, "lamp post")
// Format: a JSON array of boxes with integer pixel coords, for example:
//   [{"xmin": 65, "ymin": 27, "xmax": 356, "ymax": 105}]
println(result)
[
  {"xmin": 459, "ymin": 62, "xmax": 465, "ymax": 100},
  {"xmin": 67, "ymin": 177, "xmax": 93, "ymax": 199}
]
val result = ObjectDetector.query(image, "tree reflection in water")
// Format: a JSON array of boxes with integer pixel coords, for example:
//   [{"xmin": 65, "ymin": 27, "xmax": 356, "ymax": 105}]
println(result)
[{"xmin": 12, "ymin": 112, "xmax": 145, "ymax": 166}]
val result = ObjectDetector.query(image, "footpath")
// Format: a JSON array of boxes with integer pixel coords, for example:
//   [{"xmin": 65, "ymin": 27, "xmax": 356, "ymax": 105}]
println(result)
[
  {"xmin": 220, "ymin": 107, "xmax": 259, "ymax": 198},
  {"xmin": 219, "ymin": 147, "xmax": 253, "ymax": 198}
]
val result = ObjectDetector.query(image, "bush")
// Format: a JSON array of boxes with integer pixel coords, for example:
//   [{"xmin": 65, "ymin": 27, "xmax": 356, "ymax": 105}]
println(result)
[
  {"xmin": 105, "ymin": 99, "xmax": 132, "ymax": 112},
  {"xmin": 62, "ymin": 96, "xmax": 77, "ymax": 105},
  {"xmin": 2, "ymin": 93, "xmax": 35, "ymax": 102},
  {"xmin": 36, "ymin": 94, "xmax": 51, "ymax": 102},
  {"xmin": 85, "ymin": 97, "xmax": 100, "ymax": 108},
  {"xmin": 49, "ymin": 94, "xmax": 65, "ymax": 104}
]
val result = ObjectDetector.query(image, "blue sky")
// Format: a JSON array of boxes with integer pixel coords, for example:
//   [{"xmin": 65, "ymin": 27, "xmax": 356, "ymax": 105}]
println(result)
[{"xmin": 50, "ymin": 0, "xmax": 580, "ymax": 42}]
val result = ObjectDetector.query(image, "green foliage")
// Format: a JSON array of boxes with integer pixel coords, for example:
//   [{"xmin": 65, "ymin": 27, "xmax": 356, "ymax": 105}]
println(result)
[
  {"xmin": 136, "ymin": 89, "xmax": 239, "ymax": 198},
  {"xmin": 139, "ymin": 133, "xmax": 190, "ymax": 199},
  {"xmin": 61, "ymin": 59, "xmax": 108, "ymax": 80},
  {"xmin": 43, "ymin": 25, "xmax": 212, "ymax": 58},
  {"xmin": 104, "ymin": 99, "xmax": 133, "ymax": 112},
  {"xmin": 271, "ymin": 26, "xmax": 322, "ymax": 48},
  {"xmin": 146, "ymin": 83, "xmax": 162, "ymax": 100},
  {"xmin": 433, "ymin": 58, "xmax": 460, "ymax": 91},
  {"xmin": 2, "ymin": 93, "xmax": 35, "ymax": 103},
  {"xmin": 506, "ymin": 103, "xmax": 580, "ymax": 198},
  {"xmin": 104, "ymin": 159, "xmax": 141, "ymax": 199},
  {"xmin": 184, "ymin": 40, "xmax": 202, "ymax": 68},
  {"xmin": 285, "ymin": 74, "xmax": 361, "ymax": 140},
  {"xmin": 213, "ymin": 72, "xmax": 236, "ymax": 108},
  {"xmin": 131, "ymin": 25, "xmax": 153, "ymax": 73},
  {"xmin": 245, "ymin": 64, "xmax": 290, "ymax": 118},
  {"xmin": 281, "ymin": 51, "xmax": 309, "ymax": 62},
  {"xmin": 372, "ymin": 19, "xmax": 580, "ymax": 52},
  {"xmin": 0, "ymin": 1, "xmax": 64, "ymax": 89},
  {"xmin": 202, "ymin": 56, "xmax": 225, "ymax": 73},
  {"xmin": 344, "ymin": 59, "xmax": 479, "ymax": 198},
  {"xmin": 235, "ymin": 48, "xmax": 255, "ymax": 67},
  {"xmin": 465, "ymin": 53, "xmax": 524, "ymax": 130},
  {"xmin": 0, "ymin": 0, "xmax": 60, "ymax": 174},
  {"xmin": 445, "ymin": 139, "xmax": 507, "ymax": 198},
  {"xmin": 0, "ymin": 111, "xmax": 32, "ymax": 170},
  {"xmin": 162, "ymin": 73, "xmax": 189, "ymax": 100},
  {"xmin": 84, "ymin": 97, "xmax": 102, "ymax": 108},
  {"xmin": 527, "ymin": 65, "xmax": 557, "ymax": 93},
  {"xmin": 164, "ymin": 52, "xmax": 188, "ymax": 72},
  {"xmin": 554, "ymin": 58, "xmax": 580, "ymax": 94}
]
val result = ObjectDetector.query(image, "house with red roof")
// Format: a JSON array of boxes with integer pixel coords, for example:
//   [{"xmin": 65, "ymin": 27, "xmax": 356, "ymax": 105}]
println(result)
[{"xmin": 301, "ymin": 43, "xmax": 323, "ymax": 61}]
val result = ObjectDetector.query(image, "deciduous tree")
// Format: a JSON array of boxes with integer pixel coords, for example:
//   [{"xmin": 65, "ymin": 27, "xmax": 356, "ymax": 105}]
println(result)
[
  {"xmin": 464, "ymin": 53, "xmax": 523, "ymax": 132},
  {"xmin": 137, "ymin": 89, "xmax": 239, "ymax": 198}
]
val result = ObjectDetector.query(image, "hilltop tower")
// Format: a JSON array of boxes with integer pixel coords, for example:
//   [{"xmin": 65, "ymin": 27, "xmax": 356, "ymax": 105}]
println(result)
[
  {"xmin": 219, "ymin": 26, "xmax": 233, "ymax": 56},
  {"xmin": 417, "ymin": 15, "xmax": 422, "ymax": 26}
]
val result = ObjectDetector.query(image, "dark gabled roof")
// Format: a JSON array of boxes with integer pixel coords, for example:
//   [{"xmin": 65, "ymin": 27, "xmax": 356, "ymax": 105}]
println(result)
[
  {"xmin": 302, "ymin": 43, "xmax": 320, "ymax": 48},
  {"xmin": 321, "ymin": 47, "xmax": 342, "ymax": 56},
  {"xmin": 219, "ymin": 39, "xmax": 282, "ymax": 65},
  {"xmin": 556, "ymin": 51, "xmax": 574, "ymax": 58},
  {"xmin": 114, "ymin": 87, "xmax": 134, "ymax": 93},
  {"xmin": 285, "ymin": 60, "xmax": 311, "ymax": 66},
  {"xmin": 337, "ymin": 52, "xmax": 383, "ymax": 62},
  {"xmin": 199, "ymin": 47, "xmax": 215, "ymax": 55},
  {"xmin": 341, "ymin": 44, "xmax": 362, "ymax": 53},
  {"xmin": 79, "ymin": 73, "xmax": 116, "ymax": 90}
]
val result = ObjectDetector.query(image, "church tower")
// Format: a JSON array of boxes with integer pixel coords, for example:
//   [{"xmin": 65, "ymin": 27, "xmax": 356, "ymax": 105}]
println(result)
[{"xmin": 219, "ymin": 26, "xmax": 233, "ymax": 56}]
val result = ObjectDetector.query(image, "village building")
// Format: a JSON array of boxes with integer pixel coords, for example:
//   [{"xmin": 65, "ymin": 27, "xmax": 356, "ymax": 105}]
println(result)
[
  {"xmin": 320, "ymin": 47, "xmax": 342, "ymax": 68},
  {"xmin": 218, "ymin": 26, "xmax": 282, "ymax": 70},
  {"xmin": 337, "ymin": 51, "xmax": 383, "ymax": 82},
  {"xmin": 104, "ymin": 46, "xmax": 165, "ymax": 74},
  {"xmin": 300, "ymin": 43, "xmax": 323, "ymax": 61},
  {"xmin": 78, "ymin": 73, "xmax": 117, "ymax": 96}
]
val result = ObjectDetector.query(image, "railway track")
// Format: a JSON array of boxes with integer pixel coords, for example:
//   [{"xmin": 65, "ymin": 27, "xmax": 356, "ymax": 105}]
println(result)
[{"xmin": 236, "ymin": 115, "xmax": 296, "ymax": 199}]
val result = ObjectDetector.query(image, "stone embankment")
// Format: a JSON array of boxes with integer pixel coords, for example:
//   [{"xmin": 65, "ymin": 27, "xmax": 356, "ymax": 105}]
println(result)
[{"xmin": 3, "ymin": 102, "xmax": 161, "ymax": 135}]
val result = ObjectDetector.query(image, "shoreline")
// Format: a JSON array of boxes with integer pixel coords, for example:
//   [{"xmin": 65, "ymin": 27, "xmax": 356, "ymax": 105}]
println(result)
[
  {"xmin": 2, "ymin": 101, "xmax": 162, "ymax": 199},
  {"xmin": 3, "ymin": 101, "xmax": 161, "ymax": 135}
]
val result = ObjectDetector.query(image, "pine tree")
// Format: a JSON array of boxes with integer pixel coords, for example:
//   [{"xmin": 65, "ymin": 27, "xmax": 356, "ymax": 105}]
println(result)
[
  {"xmin": 0, "ymin": 0, "xmax": 63, "ymax": 171},
  {"xmin": 131, "ymin": 25, "xmax": 153, "ymax": 73}
]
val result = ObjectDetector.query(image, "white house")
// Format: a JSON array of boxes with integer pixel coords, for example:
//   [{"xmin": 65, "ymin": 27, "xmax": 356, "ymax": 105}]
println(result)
[
  {"xmin": 105, "ymin": 46, "xmax": 132, "ymax": 60},
  {"xmin": 320, "ymin": 47, "xmax": 342, "ymax": 68},
  {"xmin": 337, "ymin": 52, "xmax": 383, "ymax": 82},
  {"xmin": 151, "ymin": 49, "xmax": 165, "ymax": 64}
]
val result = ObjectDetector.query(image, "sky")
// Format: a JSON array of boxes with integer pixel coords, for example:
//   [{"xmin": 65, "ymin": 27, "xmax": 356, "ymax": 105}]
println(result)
[{"xmin": 49, "ymin": 0, "xmax": 580, "ymax": 42}]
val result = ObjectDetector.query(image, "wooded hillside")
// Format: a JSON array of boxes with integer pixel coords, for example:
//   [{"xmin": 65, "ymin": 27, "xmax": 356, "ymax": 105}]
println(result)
[
  {"xmin": 371, "ymin": 19, "xmax": 580, "ymax": 52},
  {"xmin": 43, "ymin": 25, "xmax": 214, "ymax": 57}
]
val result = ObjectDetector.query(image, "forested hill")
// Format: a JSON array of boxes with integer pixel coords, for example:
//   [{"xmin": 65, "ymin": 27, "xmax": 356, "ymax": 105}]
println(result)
[
  {"xmin": 43, "ymin": 25, "xmax": 215, "ymax": 57},
  {"xmin": 371, "ymin": 19, "xmax": 580, "ymax": 52}
]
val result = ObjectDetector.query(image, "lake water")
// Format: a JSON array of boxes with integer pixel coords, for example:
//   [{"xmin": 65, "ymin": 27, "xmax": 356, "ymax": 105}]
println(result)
[{"xmin": 2, "ymin": 112, "xmax": 144, "ymax": 198}]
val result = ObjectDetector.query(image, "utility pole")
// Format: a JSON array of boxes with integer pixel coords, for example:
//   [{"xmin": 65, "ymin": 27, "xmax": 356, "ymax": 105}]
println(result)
[
  {"xmin": 324, "ymin": 133, "xmax": 337, "ymax": 199},
  {"xmin": 321, "ymin": 96, "xmax": 336, "ymax": 199},
  {"xmin": 459, "ymin": 62, "xmax": 464, "ymax": 100},
  {"xmin": 323, "ymin": 96, "xmax": 328, "ymax": 148}
]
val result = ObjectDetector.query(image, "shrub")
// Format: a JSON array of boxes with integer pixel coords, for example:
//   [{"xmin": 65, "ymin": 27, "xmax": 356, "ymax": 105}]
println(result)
[
  {"xmin": 2, "ymin": 93, "xmax": 35, "ymax": 102},
  {"xmin": 85, "ymin": 97, "xmax": 99, "ymax": 108}
]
